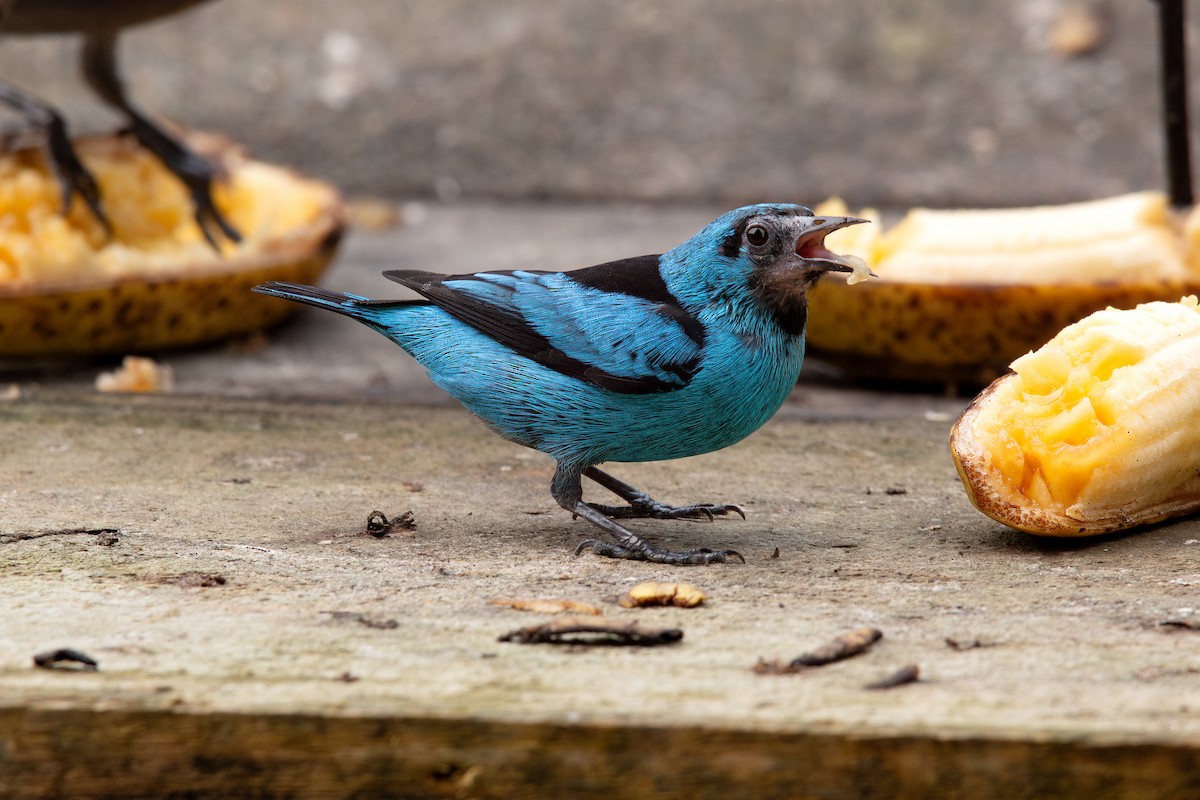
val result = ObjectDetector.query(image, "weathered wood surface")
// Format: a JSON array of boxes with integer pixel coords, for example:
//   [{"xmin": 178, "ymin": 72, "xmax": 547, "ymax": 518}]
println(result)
[{"xmin": 2, "ymin": 391, "xmax": 1199, "ymax": 798}]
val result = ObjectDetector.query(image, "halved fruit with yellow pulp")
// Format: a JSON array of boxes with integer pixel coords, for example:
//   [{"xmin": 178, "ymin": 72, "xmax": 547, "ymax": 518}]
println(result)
[
  {"xmin": 806, "ymin": 193, "xmax": 1200, "ymax": 384},
  {"xmin": 0, "ymin": 134, "xmax": 343, "ymax": 356},
  {"xmin": 951, "ymin": 296, "xmax": 1200, "ymax": 535}
]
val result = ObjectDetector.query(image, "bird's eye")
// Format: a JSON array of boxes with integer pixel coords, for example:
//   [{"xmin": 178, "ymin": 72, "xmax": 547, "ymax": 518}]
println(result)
[{"xmin": 746, "ymin": 224, "xmax": 769, "ymax": 247}]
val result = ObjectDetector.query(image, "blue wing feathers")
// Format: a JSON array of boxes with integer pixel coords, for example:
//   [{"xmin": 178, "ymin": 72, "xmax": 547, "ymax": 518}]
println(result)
[
  {"xmin": 383, "ymin": 260, "xmax": 703, "ymax": 394},
  {"xmin": 260, "ymin": 255, "xmax": 705, "ymax": 396}
]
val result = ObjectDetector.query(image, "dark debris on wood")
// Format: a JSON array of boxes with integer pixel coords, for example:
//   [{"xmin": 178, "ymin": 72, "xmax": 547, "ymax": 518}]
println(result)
[{"xmin": 499, "ymin": 616, "xmax": 683, "ymax": 646}]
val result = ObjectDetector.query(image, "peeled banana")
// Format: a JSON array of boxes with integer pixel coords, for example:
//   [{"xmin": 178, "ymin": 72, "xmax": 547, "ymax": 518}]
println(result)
[
  {"xmin": 0, "ymin": 134, "xmax": 343, "ymax": 356},
  {"xmin": 950, "ymin": 297, "xmax": 1200, "ymax": 536},
  {"xmin": 806, "ymin": 193, "xmax": 1200, "ymax": 383}
]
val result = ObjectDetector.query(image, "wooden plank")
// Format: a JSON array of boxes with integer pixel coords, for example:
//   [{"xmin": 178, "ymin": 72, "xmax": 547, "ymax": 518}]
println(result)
[
  {"xmin": 2, "ymin": 393, "xmax": 1199, "ymax": 798},
  {"xmin": 3, "ymin": 708, "xmax": 1200, "ymax": 800}
]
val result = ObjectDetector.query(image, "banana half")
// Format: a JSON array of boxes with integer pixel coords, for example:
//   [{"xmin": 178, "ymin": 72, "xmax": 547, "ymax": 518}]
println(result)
[
  {"xmin": 950, "ymin": 297, "xmax": 1200, "ymax": 536},
  {"xmin": 806, "ymin": 193, "xmax": 1200, "ymax": 384},
  {"xmin": 0, "ymin": 134, "xmax": 343, "ymax": 357}
]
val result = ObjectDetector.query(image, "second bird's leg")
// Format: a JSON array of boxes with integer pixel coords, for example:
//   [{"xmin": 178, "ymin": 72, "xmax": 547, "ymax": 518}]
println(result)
[
  {"xmin": 582, "ymin": 466, "xmax": 746, "ymax": 521},
  {"xmin": 552, "ymin": 463, "xmax": 743, "ymax": 565},
  {"xmin": 0, "ymin": 83, "xmax": 110, "ymax": 232},
  {"xmin": 82, "ymin": 32, "xmax": 241, "ymax": 249}
]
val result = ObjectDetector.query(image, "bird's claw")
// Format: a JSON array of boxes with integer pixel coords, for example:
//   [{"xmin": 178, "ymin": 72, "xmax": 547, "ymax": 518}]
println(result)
[
  {"xmin": 575, "ymin": 538, "xmax": 743, "ymax": 565},
  {"xmin": 125, "ymin": 117, "xmax": 241, "ymax": 250},
  {"xmin": 706, "ymin": 503, "xmax": 747, "ymax": 520},
  {"xmin": 588, "ymin": 500, "xmax": 746, "ymax": 522},
  {"xmin": 45, "ymin": 118, "xmax": 112, "ymax": 235},
  {"xmin": 170, "ymin": 152, "xmax": 242, "ymax": 250},
  {"xmin": 191, "ymin": 185, "xmax": 242, "ymax": 250}
]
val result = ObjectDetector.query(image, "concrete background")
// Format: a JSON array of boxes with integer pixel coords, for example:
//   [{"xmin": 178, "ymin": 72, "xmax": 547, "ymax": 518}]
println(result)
[{"xmin": 0, "ymin": 0, "xmax": 1186, "ymax": 207}]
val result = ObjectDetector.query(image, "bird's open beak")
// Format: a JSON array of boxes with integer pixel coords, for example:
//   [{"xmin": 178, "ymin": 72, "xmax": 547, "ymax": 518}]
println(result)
[{"xmin": 796, "ymin": 216, "xmax": 874, "ymax": 276}]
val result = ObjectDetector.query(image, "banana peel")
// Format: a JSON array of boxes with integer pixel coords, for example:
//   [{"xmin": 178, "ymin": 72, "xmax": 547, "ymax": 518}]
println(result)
[
  {"xmin": 0, "ymin": 134, "xmax": 343, "ymax": 357},
  {"xmin": 807, "ymin": 276, "xmax": 1199, "ymax": 384},
  {"xmin": 806, "ymin": 193, "xmax": 1200, "ymax": 384}
]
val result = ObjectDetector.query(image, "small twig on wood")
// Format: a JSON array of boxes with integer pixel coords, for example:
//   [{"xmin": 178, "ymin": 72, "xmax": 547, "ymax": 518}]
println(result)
[
  {"xmin": 754, "ymin": 627, "xmax": 883, "ymax": 674},
  {"xmin": 1159, "ymin": 619, "xmax": 1200, "ymax": 631},
  {"xmin": 323, "ymin": 611, "xmax": 399, "ymax": 630},
  {"xmin": 33, "ymin": 648, "xmax": 99, "ymax": 671},
  {"xmin": 864, "ymin": 663, "xmax": 921, "ymax": 690},
  {"xmin": 945, "ymin": 637, "xmax": 999, "ymax": 651},
  {"xmin": 499, "ymin": 616, "xmax": 683, "ymax": 646},
  {"xmin": 1, "ymin": 527, "xmax": 119, "ymax": 544},
  {"xmin": 156, "ymin": 572, "xmax": 227, "ymax": 588},
  {"xmin": 365, "ymin": 510, "xmax": 416, "ymax": 537}
]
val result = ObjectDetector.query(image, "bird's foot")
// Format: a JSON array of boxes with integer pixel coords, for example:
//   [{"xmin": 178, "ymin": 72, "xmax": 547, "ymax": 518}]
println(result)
[
  {"xmin": 0, "ymin": 82, "xmax": 112, "ymax": 233},
  {"xmin": 188, "ymin": 176, "xmax": 243, "ymax": 250},
  {"xmin": 45, "ymin": 122, "xmax": 111, "ymax": 235},
  {"xmin": 587, "ymin": 499, "xmax": 745, "ymax": 521},
  {"xmin": 570, "ymin": 501, "xmax": 743, "ymax": 565},
  {"xmin": 123, "ymin": 116, "xmax": 241, "ymax": 250},
  {"xmin": 575, "ymin": 538, "xmax": 744, "ymax": 565}
]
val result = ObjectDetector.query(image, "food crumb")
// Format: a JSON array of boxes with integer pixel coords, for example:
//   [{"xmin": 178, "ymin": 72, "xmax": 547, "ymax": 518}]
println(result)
[
  {"xmin": 345, "ymin": 197, "xmax": 402, "ymax": 231},
  {"xmin": 618, "ymin": 581, "xmax": 707, "ymax": 609},
  {"xmin": 1050, "ymin": 3, "xmax": 1107, "ymax": 57},
  {"xmin": 489, "ymin": 597, "xmax": 604, "ymax": 616},
  {"xmin": 96, "ymin": 356, "xmax": 174, "ymax": 394},
  {"xmin": 843, "ymin": 253, "xmax": 874, "ymax": 285}
]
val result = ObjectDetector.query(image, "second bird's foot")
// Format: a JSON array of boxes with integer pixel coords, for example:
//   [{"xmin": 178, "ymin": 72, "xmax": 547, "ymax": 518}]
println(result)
[
  {"xmin": 587, "ymin": 500, "xmax": 746, "ymax": 521},
  {"xmin": 574, "ymin": 539, "xmax": 744, "ymax": 565},
  {"xmin": 46, "ymin": 121, "xmax": 112, "ymax": 235},
  {"xmin": 123, "ymin": 118, "xmax": 242, "ymax": 250}
]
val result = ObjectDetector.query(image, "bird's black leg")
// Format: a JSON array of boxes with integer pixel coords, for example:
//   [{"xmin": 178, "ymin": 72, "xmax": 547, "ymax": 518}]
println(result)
[
  {"xmin": 551, "ymin": 463, "xmax": 743, "ymax": 565},
  {"xmin": 0, "ymin": 82, "xmax": 111, "ymax": 233},
  {"xmin": 82, "ymin": 32, "xmax": 241, "ymax": 249},
  {"xmin": 582, "ymin": 466, "xmax": 746, "ymax": 521}
]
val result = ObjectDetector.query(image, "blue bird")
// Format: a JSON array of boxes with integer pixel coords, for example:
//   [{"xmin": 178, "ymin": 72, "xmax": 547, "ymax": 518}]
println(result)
[{"xmin": 254, "ymin": 204, "xmax": 867, "ymax": 564}]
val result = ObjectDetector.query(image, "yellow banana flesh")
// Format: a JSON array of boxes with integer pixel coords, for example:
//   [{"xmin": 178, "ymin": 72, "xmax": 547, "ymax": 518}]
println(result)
[
  {"xmin": 951, "ymin": 297, "xmax": 1200, "ymax": 535},
  {"xmin": 873, "ymin": 192, "xmax": 1186, "ymax": 284}
]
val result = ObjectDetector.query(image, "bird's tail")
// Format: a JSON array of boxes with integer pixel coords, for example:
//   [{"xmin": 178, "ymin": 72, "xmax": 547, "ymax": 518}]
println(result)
[{"xmin": 253, "ymin": 281, "xmax": 422, "ymax": 322}]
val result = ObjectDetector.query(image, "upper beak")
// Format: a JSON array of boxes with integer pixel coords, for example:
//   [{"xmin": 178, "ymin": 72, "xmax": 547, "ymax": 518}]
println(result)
[{"xmin": 795, "ymin": 216, "xmax": 874, "ymax": 275}]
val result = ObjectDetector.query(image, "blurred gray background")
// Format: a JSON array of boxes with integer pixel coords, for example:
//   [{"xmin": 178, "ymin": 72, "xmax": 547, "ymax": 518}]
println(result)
[{"xmin": 0, "ymin": 0, "xmax": 1184, "ymax": 208}]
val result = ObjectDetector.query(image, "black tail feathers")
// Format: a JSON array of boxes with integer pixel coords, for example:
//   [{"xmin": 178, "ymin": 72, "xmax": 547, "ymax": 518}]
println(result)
[{"xmin": 252, "ymin": 281, "xmax": 362, "ymax": 310}]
